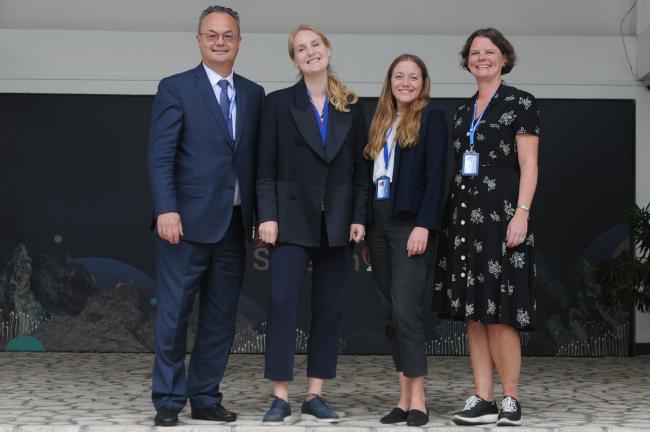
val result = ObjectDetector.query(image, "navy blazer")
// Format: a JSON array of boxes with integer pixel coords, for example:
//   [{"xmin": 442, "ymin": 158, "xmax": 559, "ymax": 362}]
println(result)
[
  {"xmin": 148, "ymin": 64, "xmax": 265, "ymax": 243},
  {"xmin": 257, "ymin": 80, "xmax": 369, "ymax": 247},
  {"xmin": 367, "ymin": 102, "xmax": 448, "ymax": 231}
]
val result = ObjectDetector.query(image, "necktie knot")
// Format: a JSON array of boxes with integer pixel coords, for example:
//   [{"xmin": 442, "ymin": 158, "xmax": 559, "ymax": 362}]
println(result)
[{"xmin": 218, "ymin": 79, "xmax": 230, "ymax": 93}]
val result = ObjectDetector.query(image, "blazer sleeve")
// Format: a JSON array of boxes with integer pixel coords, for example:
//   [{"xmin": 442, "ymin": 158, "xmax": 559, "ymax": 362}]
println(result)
[
  {"xmin": 416, "ymin": 108, "xmax": 448, "ymax": 231},
  {"xmin": 352, "ymin": 103, "xmax": 370, "ymax": 225},
  {"xmin": 256, "ymin": 95, "xmax": 279, "ymax": 223},
  {"xmin": 148, "ymin": 77, "xmax": 184, "ymax": 216}
]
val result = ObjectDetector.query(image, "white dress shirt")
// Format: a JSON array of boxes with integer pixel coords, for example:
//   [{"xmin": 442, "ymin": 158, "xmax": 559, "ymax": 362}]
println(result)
[{"xmin": 373, "ymin": 119, "xmax": 400, "ymax": 184}]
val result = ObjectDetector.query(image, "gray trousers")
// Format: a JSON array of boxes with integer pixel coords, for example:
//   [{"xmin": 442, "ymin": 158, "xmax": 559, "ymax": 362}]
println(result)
[{"xmin": 367, "ymin": 198, "xmax": 434, "ymax": 377}]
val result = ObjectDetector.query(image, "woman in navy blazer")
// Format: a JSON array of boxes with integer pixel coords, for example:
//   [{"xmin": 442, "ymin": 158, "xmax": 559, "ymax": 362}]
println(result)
[
  {"xmin": 361, "ymin": 54, "xmax": 448, "ymax": 427},
  {"xmin": 257, "ymin": 25, "xmax": 369, "ymax": 424}
]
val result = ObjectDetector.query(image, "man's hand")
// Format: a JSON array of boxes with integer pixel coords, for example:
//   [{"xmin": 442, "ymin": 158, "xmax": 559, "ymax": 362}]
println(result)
[{"xmin": 157, "ymin": 212, "xmax": 183, "ymax": 245}]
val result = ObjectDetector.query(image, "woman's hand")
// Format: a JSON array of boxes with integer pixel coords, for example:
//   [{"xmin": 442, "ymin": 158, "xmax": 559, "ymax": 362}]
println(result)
[
  {"xmin": 350, "ymin": 224, "xmax": 365, "ymax": 243},
  {"xmin": 506, "ymin": 209, "xmax": 528, "ymax": 248},
  {"xmin": 407, "ymin": 227, "xmax": 429, "ymax": 257},
  {"xmin": 259, "ymin": 221, "xmax": 279, "ymax": 245}
]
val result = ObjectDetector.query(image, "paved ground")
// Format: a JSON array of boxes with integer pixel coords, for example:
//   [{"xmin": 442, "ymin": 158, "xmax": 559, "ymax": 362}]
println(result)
[{"xmin": 0, "ymin": 353, "xmax": 648, "ymax": 431}]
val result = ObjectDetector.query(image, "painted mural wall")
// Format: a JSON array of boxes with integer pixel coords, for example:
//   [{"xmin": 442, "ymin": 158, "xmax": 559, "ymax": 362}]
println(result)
[{"xmin": 0, "ymin": 95, "xmax": 634, "ymax": 355}]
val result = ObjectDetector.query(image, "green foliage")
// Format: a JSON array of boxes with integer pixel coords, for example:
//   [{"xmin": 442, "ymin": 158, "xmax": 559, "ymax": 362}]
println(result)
[
  {"xmin": 629, "ymin": 202, "xmax": 650, "ymax": 263},
  {"xmin": 595, "ymin": 203, "xmax": 650, "ymax": 313}
]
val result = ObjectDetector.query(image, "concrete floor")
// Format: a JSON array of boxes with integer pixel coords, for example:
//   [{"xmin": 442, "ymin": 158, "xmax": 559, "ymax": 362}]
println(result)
[{"xmin": 0, "ymin": 353, "xmax": 649, "ymax": 431}]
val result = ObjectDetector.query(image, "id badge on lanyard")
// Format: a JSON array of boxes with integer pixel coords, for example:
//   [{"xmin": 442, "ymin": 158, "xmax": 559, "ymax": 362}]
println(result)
[
  {"xmin": 462, "ymin": 90, "xmax": 495, "ymax": 177},
  {"xmin": 375, "ymin": 126, "xmax": 396, "ymax": 200},
  {"xmin": 376, "ymin": 175, "xmax": 390, "ymax": 200},
  {"xmin": 461, "ymin": 151, "xmax": 479, "ymax": 176}
]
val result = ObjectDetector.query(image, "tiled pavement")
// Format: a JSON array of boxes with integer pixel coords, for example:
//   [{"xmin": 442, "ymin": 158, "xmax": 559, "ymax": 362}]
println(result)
[{"xmin": 0, "ymin": 353, "xmax": 648, "ymax": 431}]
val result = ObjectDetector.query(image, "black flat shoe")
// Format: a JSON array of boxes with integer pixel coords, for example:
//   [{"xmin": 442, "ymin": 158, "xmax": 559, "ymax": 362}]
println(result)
[
  {"xmin": 191, "ymin": 403, "xmax": 237, "ymax": 422},
  {"xmin": 406, "ymin": 408, "xmax": 429, "ymax": 427},
  {"xmin": 154, "ymin": 406, "xmax": 179, "ymax": 427},
  {"xmin": 380, "ymin": 407, "xmax": 409, "ymax": 424}
]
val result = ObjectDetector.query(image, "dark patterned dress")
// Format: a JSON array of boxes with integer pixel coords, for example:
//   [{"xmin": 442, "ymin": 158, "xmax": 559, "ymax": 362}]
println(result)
[{"xmin": 433, "ymin": 83, "xmax": 540, "ymax": 330}]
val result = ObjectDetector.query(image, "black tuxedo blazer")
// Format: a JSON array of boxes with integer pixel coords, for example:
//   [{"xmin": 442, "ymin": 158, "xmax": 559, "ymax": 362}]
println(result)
[
  {"xmin": 257, "ymin": 80, "xmax": 369, "ymax": 247},
  {"xmin": 367, "ymin": 102, "xmax": 448, "ymax": 231}
]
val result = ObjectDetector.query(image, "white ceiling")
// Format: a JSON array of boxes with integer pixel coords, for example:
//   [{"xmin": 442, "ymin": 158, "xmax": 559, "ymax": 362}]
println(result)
[{"xmin": 0, "ymin": 0, "xmax": 640, "ymax": 36}]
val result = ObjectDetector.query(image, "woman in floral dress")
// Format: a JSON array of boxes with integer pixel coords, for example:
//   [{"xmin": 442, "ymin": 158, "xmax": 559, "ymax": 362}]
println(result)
[{"xmin": 433, "ymin": 28, "xmax": 540, "ymax": 427}]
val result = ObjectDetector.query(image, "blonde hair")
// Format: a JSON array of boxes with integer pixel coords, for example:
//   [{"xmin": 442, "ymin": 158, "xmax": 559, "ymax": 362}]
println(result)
[
  {"xmin": 364, "ymin": 54, "xmax": 431, "ymax": 159},
  {"xmin": 288, "ymin": 25, "xmax": 358, "ymax": 112}
]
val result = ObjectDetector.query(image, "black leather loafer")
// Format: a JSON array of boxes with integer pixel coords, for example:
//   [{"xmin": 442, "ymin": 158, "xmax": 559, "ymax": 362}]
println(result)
[
  {"xmin": 380, "ymin": 407, "xmax": 409, "ymax": 424},
  {"xmin": 154, "ymin": 407, "xmax": 179, "ymax": 427},
  {"xmin": 406, "ymin": 408, "xmax": 429, "ymax": 427},
  {"xmin": 191, "ymin": 403, "xmax": 237, "ymax": 422}
]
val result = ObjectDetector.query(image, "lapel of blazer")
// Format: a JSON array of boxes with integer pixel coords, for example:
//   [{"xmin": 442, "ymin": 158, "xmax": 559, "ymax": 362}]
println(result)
[
  {"xmin": 192, "ymin": 64, "xmax": 233, "ymax": 150},
  {"xmin": 325, "ymin": 106, "xmax": 352, "ymax": 163},
  {"xmin": 290, "ymin": 81, "xmax": 327, "ymax": 161},
  {"xmin": 233, "ymin": 74, "xmax": 247, "ymax": 151}
]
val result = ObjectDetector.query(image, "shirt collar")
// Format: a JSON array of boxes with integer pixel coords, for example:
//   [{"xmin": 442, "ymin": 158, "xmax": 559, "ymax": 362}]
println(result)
[{"xmin": 202, "ymin": 63, "xmax": 235, "ymax": 90}]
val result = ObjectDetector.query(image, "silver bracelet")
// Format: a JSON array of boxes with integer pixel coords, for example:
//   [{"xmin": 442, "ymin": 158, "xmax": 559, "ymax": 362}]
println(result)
[{"xmin": 517, "ymin": 204, "xmax": 530, "ymax": 212}]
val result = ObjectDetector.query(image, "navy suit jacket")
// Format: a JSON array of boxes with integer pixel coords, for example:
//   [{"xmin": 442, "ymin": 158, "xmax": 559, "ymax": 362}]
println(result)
[
  {"xmin": 148, "ymin": 64, "xmax": 265, "ymax": 243},
  {"xmin": 257, "ymin": 80, "xmax": 369, "ymax": 247},
  {"xmin": 367, "ymin": 102, "xmax": 448, "ymax": 231}
]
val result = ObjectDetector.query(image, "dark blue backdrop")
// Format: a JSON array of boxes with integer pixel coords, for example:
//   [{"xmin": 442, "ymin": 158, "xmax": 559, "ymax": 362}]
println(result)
[{"xmin": 0, "ymin": 93, "xmax": 635, "ymax": 355}]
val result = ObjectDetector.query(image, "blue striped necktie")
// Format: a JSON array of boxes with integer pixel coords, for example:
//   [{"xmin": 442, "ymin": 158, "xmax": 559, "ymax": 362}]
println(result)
[{"xmin": 217, "ymin": 79, "xmax": 234, "ymax": 141}]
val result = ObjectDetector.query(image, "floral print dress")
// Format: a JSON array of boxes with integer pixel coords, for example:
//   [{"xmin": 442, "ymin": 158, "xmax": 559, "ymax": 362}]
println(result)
[{"xmin": 433, "ymin": 83, "xmax": 540, "ymax": 330}]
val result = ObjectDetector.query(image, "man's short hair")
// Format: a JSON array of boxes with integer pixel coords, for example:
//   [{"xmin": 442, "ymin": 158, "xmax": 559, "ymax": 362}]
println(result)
[{"xmin": 198, "ymin": 5, "xmax": 240, "ymax": 33}]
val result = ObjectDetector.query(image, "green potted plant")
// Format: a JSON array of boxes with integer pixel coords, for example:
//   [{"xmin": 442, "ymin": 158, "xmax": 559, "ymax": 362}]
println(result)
[{"xmin": 594, "ymin": 203, "xmax": 650, "ymax": 313}]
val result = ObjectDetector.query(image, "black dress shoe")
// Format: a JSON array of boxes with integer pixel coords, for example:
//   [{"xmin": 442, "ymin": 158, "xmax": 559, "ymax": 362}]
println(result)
[
  {"xmin": 154, "ymin": 407, "xmax": 179, "ymax": 427},
  {"xmin": 191, "ymin": 403, "xmax": 237, "ymax": 422},
  {"xmin": 406, "ymin": 408, "xmax": 429, "ymax": 427}
]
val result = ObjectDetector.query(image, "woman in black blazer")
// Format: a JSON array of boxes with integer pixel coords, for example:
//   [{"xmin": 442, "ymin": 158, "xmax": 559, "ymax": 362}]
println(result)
[
  {"xmin": 361, "ymin": 54, "xmax": 448, "ymax": 427},
  {"xmin": 257, "ymin": 25, "xmax": 369, "ymax": 424}
]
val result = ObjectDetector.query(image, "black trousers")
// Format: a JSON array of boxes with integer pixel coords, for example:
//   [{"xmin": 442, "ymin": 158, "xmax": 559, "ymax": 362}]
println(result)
[
  {"xmin": 264, "ymin": 219, "xmax": 351, "ymax": 381},
  {"xmin": 367, "ymin": 198, "xmax": 434, "ymax": 377}
]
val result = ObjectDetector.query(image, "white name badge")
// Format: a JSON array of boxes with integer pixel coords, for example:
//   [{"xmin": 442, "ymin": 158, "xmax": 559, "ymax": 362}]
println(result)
[
  {"xmin": 375, "ymin": 175, "xmax": 390, "ymax": 200},
  {"xmin": 461, "ymin": 151, "xmax": 479, "ymax": 176}
]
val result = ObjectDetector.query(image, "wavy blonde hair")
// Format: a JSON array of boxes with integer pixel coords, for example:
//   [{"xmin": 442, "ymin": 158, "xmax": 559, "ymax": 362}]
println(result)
[
  {"xmin": 363, "ymin": 54, "xmax": 431, "ymax": 159},
  {"xmin": 288, "ymin": 25, "xmax": 357, "ymax": 112}
]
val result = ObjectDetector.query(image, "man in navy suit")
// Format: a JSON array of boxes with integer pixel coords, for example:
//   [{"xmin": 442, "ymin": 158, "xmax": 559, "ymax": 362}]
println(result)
[{"xmin": 147, "ymin": 5, "xmax": 264, "ymax": 427}]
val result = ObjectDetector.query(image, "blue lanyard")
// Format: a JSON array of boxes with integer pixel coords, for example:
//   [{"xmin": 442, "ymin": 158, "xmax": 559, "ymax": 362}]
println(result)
[
  {"xmin": 307, "ymin": 89, "xmax": 328, "ymax": 146},
  {"xmin": 383, "ymin": 125, "xmax": 396, "ymax": 170},
  {"xmin": 468, "ymin": 89, "xmax": 497, "ymax": 149}
]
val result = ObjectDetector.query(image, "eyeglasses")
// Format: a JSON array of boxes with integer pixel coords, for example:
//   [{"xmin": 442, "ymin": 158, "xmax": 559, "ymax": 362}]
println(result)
[{"xmin": 199, "ymin": 32, "xmax": 239, "ymax": 44}]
